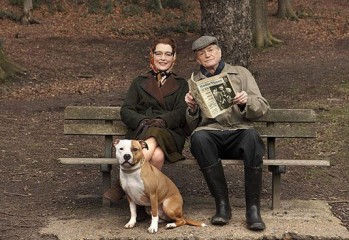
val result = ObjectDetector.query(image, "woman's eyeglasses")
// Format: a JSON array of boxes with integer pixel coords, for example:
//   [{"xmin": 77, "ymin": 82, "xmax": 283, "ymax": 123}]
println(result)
[{"xmin": 154, "ymin": 51, "xmax": 174, "ymax": 58}]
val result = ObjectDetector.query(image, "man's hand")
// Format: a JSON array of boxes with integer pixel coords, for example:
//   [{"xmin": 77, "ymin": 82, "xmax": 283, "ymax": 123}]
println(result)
[
  {"xmin": 185, "ymin": 91, "xmax": 198, "ymax": 112},
  {"xmin": 233, "ymin": 91, "xmax": 248, "ymax": 105}
]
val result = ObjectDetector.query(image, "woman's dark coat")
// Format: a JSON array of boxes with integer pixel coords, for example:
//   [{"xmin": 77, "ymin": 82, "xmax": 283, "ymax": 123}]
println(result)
[{"xmin": 120, "ymin": 72, "xmax": 189, "ymax": 153}]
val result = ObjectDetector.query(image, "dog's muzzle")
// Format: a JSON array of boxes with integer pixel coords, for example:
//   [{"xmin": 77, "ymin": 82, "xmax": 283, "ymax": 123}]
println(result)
[{"xmin": 121, "ymin": 154, "xmax": 135, "ymax": 167}]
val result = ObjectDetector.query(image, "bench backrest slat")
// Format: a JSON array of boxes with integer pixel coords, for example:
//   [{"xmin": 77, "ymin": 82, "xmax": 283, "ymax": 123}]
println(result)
[
  {"xmin": 256, "ymin": 125, "xmax": 316, "ymax": 138},
  {"xmin": 63, "ymin": 107, "xmax": 317, "ymax": 138},
  {"xmin": 65, "ymin": 106, "xmax": 121, "ymax": 120},
  {"xmin": 63, "ymin": 124, "xmax": 315, "ymax": 138},
  {"xmin": 64, "ymin": 123, "xmax": 127, "ymax": 135},
  {"xmin": 255, "ymin": 109, "xmax": 316, "ymax": 123},
  {"xmin": 64, "ymin": 121, "xmax": 316, "ymax": 138},
  {"xmin": 64, "ymin": 107, "xmax": 316, "ymax": 123}
]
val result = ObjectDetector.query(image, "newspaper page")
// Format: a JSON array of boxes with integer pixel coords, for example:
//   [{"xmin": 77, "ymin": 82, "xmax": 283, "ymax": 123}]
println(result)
[{"xmin": 188, "ymin": 72, "xmax": 236, "ymax": 118}]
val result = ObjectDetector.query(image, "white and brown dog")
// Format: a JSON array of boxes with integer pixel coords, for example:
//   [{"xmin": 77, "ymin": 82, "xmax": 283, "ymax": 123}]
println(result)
[{"xmin": 114, "ymin": 139, "xmax": 207, "ymax": 233}]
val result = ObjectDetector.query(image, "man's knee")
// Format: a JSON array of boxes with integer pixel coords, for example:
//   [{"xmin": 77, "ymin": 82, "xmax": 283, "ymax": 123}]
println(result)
[
  {"xmin": 244, "ymin": 129, "xmax": 261, "ymax": 141},
  {"xmin": 190, "ymin": 131, "xmax": 211, "ymax": 146},
  {"xmin": 243, "ymin": 129, "xmax": 265, "ymax": 148}
]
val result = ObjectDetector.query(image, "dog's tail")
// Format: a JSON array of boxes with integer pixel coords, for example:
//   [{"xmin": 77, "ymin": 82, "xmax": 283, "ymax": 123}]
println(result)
[{"xmin": 185, "ymin": 218, "xmax": 207, "ymax": 227}]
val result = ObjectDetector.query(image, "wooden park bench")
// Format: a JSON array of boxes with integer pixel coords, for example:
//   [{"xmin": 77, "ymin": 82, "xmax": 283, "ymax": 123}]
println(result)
[{"xmin": 58, "ymin": 106, "xmax": 330, "ymax": 209}]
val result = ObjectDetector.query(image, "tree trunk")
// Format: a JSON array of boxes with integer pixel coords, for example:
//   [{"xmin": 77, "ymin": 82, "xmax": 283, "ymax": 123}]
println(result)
[
  {"xmin": 0, "ymin": 49, "xmax": 23, "ymax": 81},
  {"xmin": 251, "ymin": 0, "xmax": 282, "ymax": 49},
  {"xmin": 198, "ymin": 0, "xmax": 251, "ymax": 67},
  {"xmin": 276, "ymin": 0, "xmax": 299, "ymax": 20},
  {"xmin": 21, "ymin": 0, "xmax": 39, "ymax": 25},
  {"xmin": 155, "ymin": 0, "xmax": 163, "ymax": 10}
]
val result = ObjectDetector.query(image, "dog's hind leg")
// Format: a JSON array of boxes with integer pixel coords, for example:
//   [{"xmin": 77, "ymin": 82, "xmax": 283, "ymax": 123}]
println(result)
[
  {"xmin": 163, "ymin": 201, "xmax": 186, "ymax": 229},
  {"xmin": 148, "ymin": 215, "xmax": 159, "ymax": 233},
  {"xmin": 166, "ymin": 218, "xmax": 186, "ymax": 229}
]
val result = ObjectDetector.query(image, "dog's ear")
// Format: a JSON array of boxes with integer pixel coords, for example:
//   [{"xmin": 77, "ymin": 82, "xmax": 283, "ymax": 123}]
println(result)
[
  {"xmin": 139, "ymin": 140, "xmax": 149, "ymax": 150},
  {"xmin": 113, "ymin": 139, "xmax": 120, "ymax": 145}
]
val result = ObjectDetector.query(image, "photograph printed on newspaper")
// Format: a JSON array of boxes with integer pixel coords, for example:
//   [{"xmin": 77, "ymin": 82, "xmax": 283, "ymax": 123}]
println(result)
[{"xmin": 188, "ymin": 72, "xmax": 236, "ymax": 118}]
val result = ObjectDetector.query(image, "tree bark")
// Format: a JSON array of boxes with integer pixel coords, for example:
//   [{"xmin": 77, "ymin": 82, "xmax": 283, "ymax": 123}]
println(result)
[
  {"xmin": 21, "ymin": 0, "xmax": 39, "ymax": 25},
  {"xmin": 155, "ymin": 0, "xmax": 163, "ymax": 10},
  {"xmin": 0, "ymin": 49, "xmax": 23, "ymax": 81},
  {"xmin": 198, "ymin": 0, "xmax": 251, "ymax": 67},
  {"xmin": 251, "ymin": 0, "xmax": 282, "ymax": 49},
  {"xmin": 276, "ymin": 0, "xmax": 299, "ymax": 20}
]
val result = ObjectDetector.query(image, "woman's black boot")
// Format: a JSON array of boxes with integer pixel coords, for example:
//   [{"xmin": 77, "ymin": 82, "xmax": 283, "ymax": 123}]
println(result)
[
  {"xmin": 244, "ymin": 166, "xmax": 266, "ymax": 231},
  {"xmin": 201, "ymin": 160, "xmax": 232, "ymax": 225}
]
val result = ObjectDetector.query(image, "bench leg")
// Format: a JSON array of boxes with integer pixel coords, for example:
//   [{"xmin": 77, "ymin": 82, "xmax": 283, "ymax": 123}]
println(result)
[
  {"xmin": 102, "ymin": 134, "xmax": 113, "ymax": 207},
  {"xmin": 271, "ymin": 172, "xmax": 281, "ymax": 209},
  {"xmin": 101, "ymin": 164, "xmax": 112, "ymax": 207}
]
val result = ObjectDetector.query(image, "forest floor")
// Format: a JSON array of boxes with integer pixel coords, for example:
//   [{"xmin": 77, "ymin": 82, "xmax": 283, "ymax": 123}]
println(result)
[{"xmin": 0, "ymin": 0, "xmax": 348, "ymax": 239}]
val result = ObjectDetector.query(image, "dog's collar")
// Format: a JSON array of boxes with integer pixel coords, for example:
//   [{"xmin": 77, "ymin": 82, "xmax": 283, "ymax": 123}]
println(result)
[{"xmin": 121, "ymin": 157, "xmax": 145, "ymax": 173}]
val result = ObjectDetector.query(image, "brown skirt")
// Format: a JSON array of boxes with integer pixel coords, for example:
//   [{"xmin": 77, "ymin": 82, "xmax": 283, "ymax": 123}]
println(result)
[{"xmin": 138, "ymin": 127, "xmax": 185, "ymax": 163}]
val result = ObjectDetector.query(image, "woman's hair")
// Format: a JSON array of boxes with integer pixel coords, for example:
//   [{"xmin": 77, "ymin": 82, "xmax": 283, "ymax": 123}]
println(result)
[{"xmin": 150, "ymin": 37, "xmax": 177, "ymax": 54}]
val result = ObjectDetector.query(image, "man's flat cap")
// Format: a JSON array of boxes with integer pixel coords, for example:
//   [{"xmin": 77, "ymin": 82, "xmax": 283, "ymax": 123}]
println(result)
[{"xmin": 192, "ymin": 36, "xmax": 218, "ymax": 51}]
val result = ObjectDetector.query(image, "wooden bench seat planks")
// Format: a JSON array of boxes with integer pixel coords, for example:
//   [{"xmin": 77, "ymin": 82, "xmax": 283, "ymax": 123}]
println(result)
[{"xmin": 58, "ymin": 106, "xmax": 330, "ymax": 209}]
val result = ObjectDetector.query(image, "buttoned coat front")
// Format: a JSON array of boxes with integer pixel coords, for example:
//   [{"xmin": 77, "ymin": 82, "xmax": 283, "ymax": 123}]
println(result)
[{"xmin": 121, "ymin": 72, "xmax": 189, "ymax": 152}]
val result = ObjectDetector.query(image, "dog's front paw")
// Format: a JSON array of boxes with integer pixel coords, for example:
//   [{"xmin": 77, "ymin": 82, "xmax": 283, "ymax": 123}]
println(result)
[
  {"xmin": 147, "ymin": 215, "xmax": 159, "ymax": 233},
  {"xmin": 124, "ymin": 218, "xmax": 136, "ymax": 229},
  {"xmin": 147, "ymin": 225, "xmax": 158, "ymax": 234}
]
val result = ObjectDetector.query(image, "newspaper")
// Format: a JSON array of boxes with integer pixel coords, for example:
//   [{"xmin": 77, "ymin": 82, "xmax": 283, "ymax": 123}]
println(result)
[{"xmin": 188, "ymin": 72, "xmax": 236, "ymax": 118}]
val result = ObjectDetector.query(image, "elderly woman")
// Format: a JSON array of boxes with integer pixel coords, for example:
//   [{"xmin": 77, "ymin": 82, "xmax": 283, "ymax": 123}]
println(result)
[{"xmin": 104, "ymin": 38, "xmax": 189, "ymax": 207}]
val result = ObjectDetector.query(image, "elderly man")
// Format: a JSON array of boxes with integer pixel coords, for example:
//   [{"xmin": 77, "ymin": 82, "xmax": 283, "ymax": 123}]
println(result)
[{"xmin": 185, "ymin": 36, "xmax": 270, "ymax": 231}]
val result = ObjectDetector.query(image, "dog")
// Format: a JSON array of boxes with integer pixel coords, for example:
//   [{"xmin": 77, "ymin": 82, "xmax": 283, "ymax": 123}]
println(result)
[{"xmin": 114, "ymin": 139, "xmax": 207, "ymax": 233}]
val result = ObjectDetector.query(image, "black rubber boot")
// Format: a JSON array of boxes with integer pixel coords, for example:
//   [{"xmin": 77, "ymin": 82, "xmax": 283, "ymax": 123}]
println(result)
[
  {"xmin": 201, "ymin": 160, "xmax": 232, "ymax": 225},
  {"xmin": 245, "ymin": 166, "xmax": 266, "ymax": 231}
]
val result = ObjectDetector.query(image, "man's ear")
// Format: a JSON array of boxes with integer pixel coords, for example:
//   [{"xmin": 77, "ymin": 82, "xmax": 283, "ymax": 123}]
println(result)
[
  {"xmin": 195, "ymin": 55, "xmax": 201, "ymax": 65},
  {"xmin": 139, "ymin": 140, "xmax": 149, "ymax": 150},
  {"xmin": 217, "ymin": 46, "xmax": 222, "ymax": 59},
  {"xmin": 193, "ymin": 51, "xmax": 200, "ymax": 64}
]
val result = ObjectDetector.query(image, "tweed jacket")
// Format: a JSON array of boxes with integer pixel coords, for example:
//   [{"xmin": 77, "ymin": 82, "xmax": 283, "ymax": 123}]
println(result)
[
  {"xmin": 186, "ymin": 63, "xmax": 270, "ymax": 133},
  {"xmin": 121, "ymin": 72, "xmax": 189, "ymax": 151}
]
